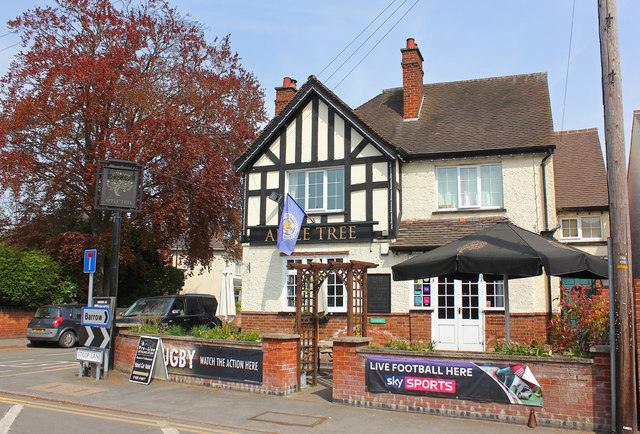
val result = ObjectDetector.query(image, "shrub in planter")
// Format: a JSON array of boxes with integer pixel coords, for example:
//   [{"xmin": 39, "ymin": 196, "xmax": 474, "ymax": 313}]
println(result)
[{"xmin": 548, "ymin": 285, "xmax": 609, "ymax": 354}]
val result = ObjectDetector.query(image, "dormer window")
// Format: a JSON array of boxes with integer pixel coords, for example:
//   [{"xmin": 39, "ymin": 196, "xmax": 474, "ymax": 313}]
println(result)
[
  {"xmin": 436, "ymin": 163, "xmax": 503, "ymax": 210},
  {"xmin": 287, "ymin": 168, "xmax": 344, "ymax": 213}
]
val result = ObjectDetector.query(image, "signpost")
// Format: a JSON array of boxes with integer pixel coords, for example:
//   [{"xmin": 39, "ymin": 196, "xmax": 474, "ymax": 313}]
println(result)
[
  {"xmin": 84, "ymin": 249, "xmax": 97, "ymax": 307},
  {"xmin": 82, "ymin": 307, "xmax": 110, "ymax": 327},
  {"xmin": 78, "ymin": 298, "xmax": 115, "ymax": 380}
]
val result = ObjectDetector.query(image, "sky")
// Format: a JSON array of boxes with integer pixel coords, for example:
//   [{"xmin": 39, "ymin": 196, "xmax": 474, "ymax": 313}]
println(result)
[{"xmin": 1, "ymin": 0, "xmax": 639, "ymax": 162}]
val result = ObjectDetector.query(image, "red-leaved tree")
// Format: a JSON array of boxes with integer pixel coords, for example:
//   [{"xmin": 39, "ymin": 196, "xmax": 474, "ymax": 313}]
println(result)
[{"xmin": 0, "ymin": 0, "xmax": 266, "ymax": 290}]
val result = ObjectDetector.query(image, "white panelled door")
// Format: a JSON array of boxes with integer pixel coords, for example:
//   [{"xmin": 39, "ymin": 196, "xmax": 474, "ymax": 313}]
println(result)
[{"xmin": 432, "ymin": 277, "xmax": 484, "ymax": 351}]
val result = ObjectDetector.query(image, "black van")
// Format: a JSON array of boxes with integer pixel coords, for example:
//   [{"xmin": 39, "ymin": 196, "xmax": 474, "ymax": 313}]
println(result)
[
  {"xmin": 117, "ymin": 294, "xmax": 221, "ymax": 329},
  {"xmin": 27, "ymin": 304, "xmax": 86, "ymax": 348}
]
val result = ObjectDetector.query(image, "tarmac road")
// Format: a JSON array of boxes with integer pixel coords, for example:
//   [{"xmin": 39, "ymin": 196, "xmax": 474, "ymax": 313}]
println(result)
[{"xmin": 0, "ymin": 339, "xmax": 591, "ymax": 433}]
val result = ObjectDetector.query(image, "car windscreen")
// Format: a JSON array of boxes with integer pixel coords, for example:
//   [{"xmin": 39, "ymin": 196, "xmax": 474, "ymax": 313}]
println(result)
[
  {"xmin": 122, "ymin": 298, "xmax": 172, "ymax": 317},
  {"xmin": 34, "ymin": 306, "xmax": 61, "ymax": 319}
]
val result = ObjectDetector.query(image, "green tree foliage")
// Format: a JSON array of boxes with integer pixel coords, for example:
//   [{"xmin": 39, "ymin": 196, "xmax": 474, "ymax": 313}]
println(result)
[
  {"xmin": 116, "ymin": 221, "xmax": 184, "ymax": 307},
  {"xmin": 0, "ymin": 244, "xmax": 77, "ymax": 309}
]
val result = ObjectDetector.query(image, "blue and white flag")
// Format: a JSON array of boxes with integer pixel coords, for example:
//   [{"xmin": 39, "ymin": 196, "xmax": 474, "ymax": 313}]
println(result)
[{"xmin": 277, "ymin": 194, "xmax": 306, "ymax": 256}]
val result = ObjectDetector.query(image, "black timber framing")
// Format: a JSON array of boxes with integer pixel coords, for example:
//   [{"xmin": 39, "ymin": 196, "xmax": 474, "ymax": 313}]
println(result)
[{"xmin": 241, "ymin": 88, "xmax": 401, "ymax": 238}]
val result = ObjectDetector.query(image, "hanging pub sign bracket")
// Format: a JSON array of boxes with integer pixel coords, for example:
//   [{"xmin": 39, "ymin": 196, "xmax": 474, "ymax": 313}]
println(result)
[{"xmin": 95, "ymin": 160, "xmax": 144, "ymax": 212}]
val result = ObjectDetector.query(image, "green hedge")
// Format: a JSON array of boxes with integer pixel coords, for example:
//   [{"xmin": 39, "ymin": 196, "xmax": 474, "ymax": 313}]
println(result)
[{"xmin": 0, "ymin": 244, "xmax": 75, "ymax": 309}]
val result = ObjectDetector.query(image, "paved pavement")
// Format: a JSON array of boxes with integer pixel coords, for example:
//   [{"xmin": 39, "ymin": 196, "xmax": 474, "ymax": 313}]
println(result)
[{"xmin": 0, "ymin": 338, "xmax": 592, "ymax": 433}]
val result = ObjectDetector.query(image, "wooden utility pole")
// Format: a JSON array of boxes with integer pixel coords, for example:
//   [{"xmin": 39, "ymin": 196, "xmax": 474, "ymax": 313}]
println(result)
[{"xmin": 598, "ymin": 0, "xmax": 637, "ymax": 431}]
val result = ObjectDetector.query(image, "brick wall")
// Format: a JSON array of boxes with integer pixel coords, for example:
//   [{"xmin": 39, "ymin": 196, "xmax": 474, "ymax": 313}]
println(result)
[
  {"xmin": 332, "ymin": 337, "xmax": 611, "ymax": 431},
  {"xmin": 113, "ymin": 330, "xmax": 299, "ymax": 396},
  {"xmin": 241, "ymin": 311, "xmax": 550, "ymax": 347},
  {"xmin": 0, "ymin": 310, "xmax": 35, "ymax": 338},
  {"xmin": 485, "ymin": 312, "xmax": 550, "ymax": 343}
]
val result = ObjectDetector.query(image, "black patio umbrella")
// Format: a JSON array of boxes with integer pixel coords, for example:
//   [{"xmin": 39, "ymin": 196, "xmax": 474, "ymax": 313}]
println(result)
[
  {"xmin": 392, "ymin": 222, "xmax": 608, "ymax": 344},
  {"xmin": 392, "ymin": 222, "xmax": 608, "ymax": 281}
]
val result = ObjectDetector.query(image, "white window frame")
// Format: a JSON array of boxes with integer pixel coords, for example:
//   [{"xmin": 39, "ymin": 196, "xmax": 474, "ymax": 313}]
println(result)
[
  {"xmin": 436, "ymin": 163, "xmax": 503, "ymax": 210},
  {"xmin": 411, "ymin": 275, "xmax": 505, "ymax": 311},
  {"xmin": 286, "ymin": 167, "xmax": 344, "ymax": 213},
  {"xmin": 559, "ymin": 215, "xmax": 603, "ymax": 241},
  {"xmin": 283, "ymin": 255, "xmax": 347, "ymax": 312}
]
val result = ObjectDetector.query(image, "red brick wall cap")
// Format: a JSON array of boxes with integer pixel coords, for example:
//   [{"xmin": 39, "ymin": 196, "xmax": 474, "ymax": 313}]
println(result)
[
  {"xmin": 260, "ymin": 333, "xmax": 300, "ymax": 340},
  {"xmin": 333, "ymin": 336, "xmax": 372, "ymax": 344}
]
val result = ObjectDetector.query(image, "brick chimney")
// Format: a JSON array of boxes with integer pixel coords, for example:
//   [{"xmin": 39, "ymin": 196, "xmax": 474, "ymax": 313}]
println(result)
[
  {"xmin": 401, "ymin": 38, "xmax": 424, "ymax": 120},
  {"xmin": 274, "ymin": 77, "xmax": 297, "ymax": 116}
]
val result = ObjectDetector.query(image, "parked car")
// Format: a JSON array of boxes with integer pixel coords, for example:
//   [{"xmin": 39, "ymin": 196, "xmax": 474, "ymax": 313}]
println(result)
[
  {"xmin": 27, "ymin": 304, "xmax": 86, "ymax": 348},
  {"xmin": 117, "ymin": 294, "xmax": 221, "ymax": 330}
]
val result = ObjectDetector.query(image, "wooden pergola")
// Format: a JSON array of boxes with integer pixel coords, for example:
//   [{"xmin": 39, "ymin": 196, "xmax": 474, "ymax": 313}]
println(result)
[{"xmin": 289, "ymin": 259, "xmax": 377, "ymax": 387}]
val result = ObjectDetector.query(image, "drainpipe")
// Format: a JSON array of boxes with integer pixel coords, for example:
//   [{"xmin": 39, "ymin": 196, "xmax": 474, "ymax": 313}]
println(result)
[{"xmin": 540, "ymin": 150, "xmax": 554, "ymax": 321}]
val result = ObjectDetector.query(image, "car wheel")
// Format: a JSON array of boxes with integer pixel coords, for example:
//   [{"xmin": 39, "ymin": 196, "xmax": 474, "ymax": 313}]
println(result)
[{"xmin": 58, "ymin": 331, "xmax": 77, "ymax": 348}]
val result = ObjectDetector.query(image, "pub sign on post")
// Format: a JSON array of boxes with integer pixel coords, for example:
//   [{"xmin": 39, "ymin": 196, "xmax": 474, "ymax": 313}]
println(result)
[{"xmin": 95, "ymin": 160, "xmax": 144, "ymax": 212}]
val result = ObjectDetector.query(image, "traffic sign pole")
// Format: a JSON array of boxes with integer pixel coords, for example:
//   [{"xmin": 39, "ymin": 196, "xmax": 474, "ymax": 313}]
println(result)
[
  {"xmin": 84, "ymin": 249, "xmax": 97, "ymax": 307},
  {"xmin": 88, "ymin": 273, "xmax": 94, "ymax": 307}
]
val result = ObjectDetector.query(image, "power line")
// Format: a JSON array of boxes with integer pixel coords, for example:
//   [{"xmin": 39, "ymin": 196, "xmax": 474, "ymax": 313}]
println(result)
[
  {"xmin": 334, "ymin": 0, "xmax": 420, "ymax": 90},
  {"xmin": 324, "ymin": 0, "xmax": 409, "ymax": 84},
  {"xmin": 0, "ymin": 42, "xmax": 20, "ymax": 52},
  {"xmin": 560, "ymin": 0, "xmax": 576, "ymax": 132},
  {"xmin": 317, "ymin": 0, "xmax": 399, "ymax": 79},
  {"xmin": 0, "ymin": 31, "xmax": 18, "ymax": 38}
]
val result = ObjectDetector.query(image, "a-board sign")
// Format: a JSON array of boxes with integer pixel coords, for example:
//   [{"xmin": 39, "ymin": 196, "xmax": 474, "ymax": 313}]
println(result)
[{"xmin": 129, "ymin": 336, "xmax": 162, "ymax": 385}]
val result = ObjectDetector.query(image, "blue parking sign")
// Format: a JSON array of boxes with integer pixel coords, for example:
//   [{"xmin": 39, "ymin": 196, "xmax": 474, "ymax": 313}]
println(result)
[{"xmin": 84, "ymin": 249, "xmax": 97, "ymax": 273}]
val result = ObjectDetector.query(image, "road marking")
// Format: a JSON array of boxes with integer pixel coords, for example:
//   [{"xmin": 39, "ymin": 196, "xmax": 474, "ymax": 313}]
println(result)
[
  {"xmin": 0, "ymin": 395, "xmax": 247, "ymax": 434},
  {"xmin": 0, "ymin": 366, "xmax": 75, "ymax": 379},
  {"xmin": 0, "ymin": 404, "xmax": 23, "ymax": 434}
]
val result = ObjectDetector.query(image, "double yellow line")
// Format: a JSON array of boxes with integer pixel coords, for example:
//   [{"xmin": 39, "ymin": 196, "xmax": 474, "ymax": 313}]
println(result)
[{"xmin": 0, "ymin": 394, "xmax": 244, "ymax": 434}]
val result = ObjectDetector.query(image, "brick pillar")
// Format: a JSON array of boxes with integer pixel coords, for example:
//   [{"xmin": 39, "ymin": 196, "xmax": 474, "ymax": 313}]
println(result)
[
  {"xmin": 274, "ymin": 77, "xmax": 297, "ymax": 116},
  {"xmin": 332, "ymin": 336, "xmax": 372, "ymax": 403},
  {"xmin": 261, "ymin": 333, "xmax": 299, "ymax": 395},
  {"xmin": 590, "ymin": 345, "xmax": 613, "ymax": 429},
  {"xmin": 401, "ymin": 38, "xmax": 424, "ymax": 120}
]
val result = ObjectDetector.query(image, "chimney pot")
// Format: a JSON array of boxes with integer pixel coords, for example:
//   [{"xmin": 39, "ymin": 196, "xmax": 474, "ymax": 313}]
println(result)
[
  {"xmin": 406, "ymin": 38, "xmax": 417, "ymax": 48},
  {"xmin": 275, "ymin": 76, "xmax": 298, "ymax": 116}
]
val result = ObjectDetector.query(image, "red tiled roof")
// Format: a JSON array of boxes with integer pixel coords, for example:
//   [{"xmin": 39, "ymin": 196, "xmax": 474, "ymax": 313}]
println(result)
[
  {"xmin": 553, "ymin": 129, "xmax": 609, "ymax": 210},
  {"xmin": 390, "ymin": 216, "xmax": 509, "ymax": 251}
]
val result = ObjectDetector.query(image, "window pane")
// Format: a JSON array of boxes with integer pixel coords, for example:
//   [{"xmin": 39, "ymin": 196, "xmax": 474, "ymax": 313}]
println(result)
[
  {"xmin": 288, "ymin": 172, "xmax": 306, "ymax": 208},
  {"xmin": 459, "ymin": 167, "xmax": 478, "ymax": 207},
  {"xmin": 481, "ymin": 165, "xmax": 502, "ymax": 207},
  {"xmin": 561, "ymin": 219, "xmax": 578, "ymax": 238},
  {"xmin": 581, "ymin": 216, "xmax": 601, "ymax": 239},
  {"xmin": 437, "ymin": 167, "xmax": 458, "ymax": 209},
  {"xmin": 307, "ymin": 171, "xmax": 324, "ymax": 209},
  {"xmin": 485, "ymin": 280, "xmax": 504, "ymax": 308},
  {"xmin": 327, "ymin": 169, "xmax": 344, "ymax": 210}
]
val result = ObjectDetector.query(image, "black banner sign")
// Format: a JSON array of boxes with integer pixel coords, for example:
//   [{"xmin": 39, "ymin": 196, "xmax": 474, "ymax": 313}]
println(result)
[
  {"xmin": 130, "ymin": 336, "xmax": 160, "ymax": 385},
  {"xmin": 365, "ymin": 356, "xmax": 543, "ymax": 406},
  {"xmin": 162, "ymin": 340, "xmax": 263, "ymax": 384},
  {"xmin": 249, "ymin": 222, "xmax": 374, "ymax": 245}
]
